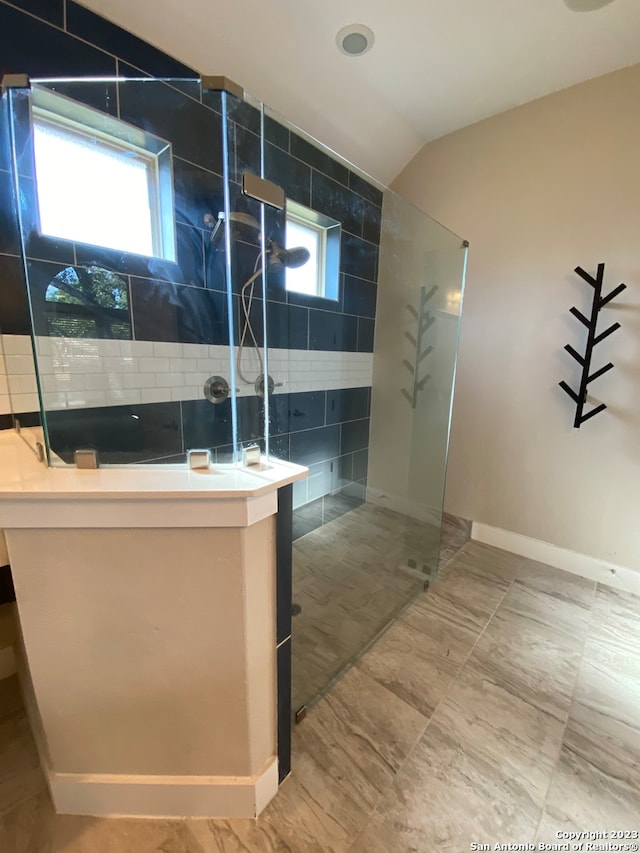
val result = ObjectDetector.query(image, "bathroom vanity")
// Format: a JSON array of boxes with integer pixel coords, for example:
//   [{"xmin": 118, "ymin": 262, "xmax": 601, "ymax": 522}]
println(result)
[{"xmin": 0, "ymin": 431, "xmax": 306, "ymax": 819}]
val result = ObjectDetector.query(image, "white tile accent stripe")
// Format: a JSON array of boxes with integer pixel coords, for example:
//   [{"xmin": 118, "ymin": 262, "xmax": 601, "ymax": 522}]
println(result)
[
  {"xmin": 0, "ymin": 343, "xmax": 10, "ymax": 416},
  {"xmin": 0, "ymin": 335, "xmax": 373, "ymax": 413},
  {"xmin": 1, "ymin": 334, "xmax": 37, "ymax": 415}
]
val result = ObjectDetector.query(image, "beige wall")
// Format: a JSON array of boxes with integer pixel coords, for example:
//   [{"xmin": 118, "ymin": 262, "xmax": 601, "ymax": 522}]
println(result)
[
  {"xmin": 9, "ymin": 522, "xmax": 276, "ymax": 778},
  {"xmin": 393, "ymin": 64, "xmax": 640, "ymax": 571}
]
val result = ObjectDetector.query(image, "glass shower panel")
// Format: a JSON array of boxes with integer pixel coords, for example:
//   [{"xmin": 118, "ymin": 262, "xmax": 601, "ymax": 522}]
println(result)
[
  {"xmin": 206, "ymin": 87, "xmax": 271, "ymax": 460},
  {"xmin": 6, "ymin": 77, "xmax": 243, "ymax": 466},
  {"xmin": 369, "ymin": 192, "xmax": 467, "ymax": 580},
  {"xmin": 258, "ymin": 103, "xmax": 466, "ymax": 714}
]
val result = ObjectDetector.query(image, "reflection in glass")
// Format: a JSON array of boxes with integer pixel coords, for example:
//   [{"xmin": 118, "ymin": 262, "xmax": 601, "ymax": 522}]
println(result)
[{"xmin": 43, "ymin": 266, "xmax": 129, "ymax": 338}]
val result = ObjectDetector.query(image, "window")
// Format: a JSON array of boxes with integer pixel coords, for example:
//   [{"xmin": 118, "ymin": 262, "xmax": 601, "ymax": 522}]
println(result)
[
  {"xmin": 285, "ymin": 200, "xmax": 340, "ymax": 300},
  {"xmin": 31, "ymin": 88, "xmax": 176, "ymax": 261}
]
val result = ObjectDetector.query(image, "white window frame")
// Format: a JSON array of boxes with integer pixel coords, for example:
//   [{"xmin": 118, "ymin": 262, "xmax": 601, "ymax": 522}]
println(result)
[
  {"xmin": 30, "ymin": 86, "xmax": 176, "ymax": 262},
  {"xmin": 285, "ymin": 199, "xmax": 340, "ymax": 301}
]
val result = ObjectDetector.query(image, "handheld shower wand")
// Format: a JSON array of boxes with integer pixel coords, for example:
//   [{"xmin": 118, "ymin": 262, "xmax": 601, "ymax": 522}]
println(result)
[{"xmin": 204, "ymin": 211, "xmax": 311, "ymax": 385}]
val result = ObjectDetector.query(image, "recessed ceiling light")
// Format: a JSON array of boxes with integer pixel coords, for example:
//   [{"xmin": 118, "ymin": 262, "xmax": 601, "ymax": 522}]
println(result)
[{"xmin": 336, "ymin": 24, "xmax": 375, "ymax": 57}]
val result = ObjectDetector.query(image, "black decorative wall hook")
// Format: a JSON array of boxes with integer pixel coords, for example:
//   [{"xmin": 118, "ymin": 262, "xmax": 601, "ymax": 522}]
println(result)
[{"xmin": 559, "ymin": 263, "xmax": 626, "ymax": 428}]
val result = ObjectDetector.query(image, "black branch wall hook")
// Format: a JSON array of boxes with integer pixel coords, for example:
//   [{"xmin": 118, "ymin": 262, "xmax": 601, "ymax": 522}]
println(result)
[{"xmin": 559, "ymin": 262, "xmax": 626, "ymax": 428}]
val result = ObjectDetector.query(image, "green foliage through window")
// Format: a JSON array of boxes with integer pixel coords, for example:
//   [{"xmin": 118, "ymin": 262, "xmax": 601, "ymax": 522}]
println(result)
[{"xmin": 45, "ymin": 266, "xmax": 130, "ymax": 339}]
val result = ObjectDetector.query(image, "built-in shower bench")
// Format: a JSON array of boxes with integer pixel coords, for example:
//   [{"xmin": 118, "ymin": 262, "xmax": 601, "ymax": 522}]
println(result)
[{"xmin": 0, "ymin": 430, "xmax": 306, "ymax": 819}]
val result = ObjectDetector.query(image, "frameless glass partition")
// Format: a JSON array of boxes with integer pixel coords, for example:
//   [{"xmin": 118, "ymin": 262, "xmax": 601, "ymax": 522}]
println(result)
[
  {"xmin": 3, "ymin": 74, "xmax": 466, "ymax": 719},
  {"xmin": 259, "ymin": 104, "xmax": 467, "ymax": 713},
  {"xmin": 5, "ymin": 78, "xmax": 261, "ymax": 467}
]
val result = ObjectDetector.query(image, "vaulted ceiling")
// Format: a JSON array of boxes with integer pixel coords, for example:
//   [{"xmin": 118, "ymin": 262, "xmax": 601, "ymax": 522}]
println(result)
[{"xmin": 80, "ymin": 0, "xmax": 640, "ymax": 184}]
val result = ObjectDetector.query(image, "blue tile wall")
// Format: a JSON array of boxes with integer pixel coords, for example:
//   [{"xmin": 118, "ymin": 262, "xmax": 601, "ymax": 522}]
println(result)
[
  {"xmin": 46, "ymin": 401, "xmax": 183, "ymax": 465},
  {"xmin": 264, "ymin": 143, "xmax": 311, "ymax": 206},
  {"xmin": 357, "ymin": 317, "xmax": 376, "ymax": 353},
  {"xmin": 0, "ymin": 254, "xmax": 31, "ymax": 335},
  {"xmin": 0, "ymin": 0, "xmax": 379, "ymax": 528},
  {"xmin": 270, "ymin": 386, "xmax": 371, "ymax": 535},
  {"xmin": 65, "ymin": 2, "xmax": 195, "ymax": 78},
  {"xmin": 0, "ymin": 3, "xmax": 116, "ymax": 79},
  {"xmin": 289, "ymin": 134, "xmax": 350, "ymax": 187},
  {"xmin": 119, "ymin": 80, "xmax": 221, "ymax": 173},
  {"xmin": 325, "ymin": 387, "xmax": 370, "ymax": 425},
  {"xmin": 16, "ymin": 0, "xmax": 64, "ymax": 27},
  {"xmin": 0, "ymin": 3, "xmax": 381, "ymax": 363},
  {"xmin": 341, "ymin": 418, "xmax": 371, "ymax": 455},
  {"xmin": 311, "ymin": 172, "xmax": 363, "ymax": 237},
  {"xmin": 129, "ymin": 278, "xmax": 229, "ymax": 345},
  {"xmin": 308, "ymin": 311, "xmax": 359, "ymax": 352},
  {"xmin": 0, "ymin": 168, "xmax": 19, "ymax": 256}
]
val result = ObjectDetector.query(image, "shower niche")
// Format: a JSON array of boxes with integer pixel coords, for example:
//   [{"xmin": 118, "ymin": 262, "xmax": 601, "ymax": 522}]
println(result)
[{"xmin": 2, "ymin": 74, "xmax": 466, "ymax": 732}]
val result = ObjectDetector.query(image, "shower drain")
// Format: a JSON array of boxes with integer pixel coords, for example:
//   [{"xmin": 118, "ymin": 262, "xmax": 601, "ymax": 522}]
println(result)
[{"xmin": 291, "ymin": 603, "xmax": 302, "ymax": 616}]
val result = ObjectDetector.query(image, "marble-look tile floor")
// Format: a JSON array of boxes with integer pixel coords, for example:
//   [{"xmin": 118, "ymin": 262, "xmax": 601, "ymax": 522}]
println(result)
[
  {"xmin": 291, "ymin": 505, "xmax": 470, "ymax": 711},
  {"xmin": 1, "ymin": 541, "xmax": 639, "ymax": 852}
]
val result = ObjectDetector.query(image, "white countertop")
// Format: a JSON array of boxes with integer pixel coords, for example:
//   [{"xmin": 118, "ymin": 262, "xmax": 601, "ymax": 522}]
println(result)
[{"xmin": 0, "ymin": 431, "xmax": 307, "ymax": 529}]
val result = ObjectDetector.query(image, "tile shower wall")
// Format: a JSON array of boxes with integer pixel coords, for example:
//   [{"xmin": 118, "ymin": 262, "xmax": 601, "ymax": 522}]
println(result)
[{"xmin": 0, "ymin": 0, "xmax": 381, "ymax": 530}]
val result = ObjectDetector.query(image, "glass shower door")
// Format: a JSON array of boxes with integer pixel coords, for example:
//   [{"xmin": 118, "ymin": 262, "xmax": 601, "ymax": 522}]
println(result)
[
  {"xmin": 256, "ymin": 103, "xmax": 467, "ymax": 715},
  {"xmin": 369, "ymin": 191, "xmax": 467, "ymax": 582}
]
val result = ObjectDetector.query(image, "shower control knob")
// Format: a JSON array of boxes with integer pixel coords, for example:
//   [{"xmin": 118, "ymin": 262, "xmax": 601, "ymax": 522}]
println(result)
[
  {"xmin": 204, "ymin": 375, "xmax": 230, "ymax": 404},
  {"xmin": 254, "ymin": 374, "xmax": 283, "ymax": 397}
]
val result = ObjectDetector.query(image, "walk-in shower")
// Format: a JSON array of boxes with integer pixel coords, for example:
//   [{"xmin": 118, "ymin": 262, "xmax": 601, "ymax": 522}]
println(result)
[{"xmin": 1, "ymin": 74, "xmax": 466, "ymax": 722}]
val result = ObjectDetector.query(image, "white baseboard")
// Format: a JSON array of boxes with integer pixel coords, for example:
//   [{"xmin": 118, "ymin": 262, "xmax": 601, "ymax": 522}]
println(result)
[
  {"xmin": 471, "ymin": 522, "xmax": 640, "ymax": 596},
  {"xmin": 16, "ymin": 645, "xmax": 278, "ymax": 819},
  {"xmin": 0, "ymin": 645, "xmax": 16, "ymax": 680},
  {"xmin": 49, "ymin": 759, "xmax": 279, "ymax": 819}
]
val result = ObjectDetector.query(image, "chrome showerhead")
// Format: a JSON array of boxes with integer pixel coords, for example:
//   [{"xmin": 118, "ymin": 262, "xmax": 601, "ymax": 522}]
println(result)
[
  {"xmin": 267, "ymin": 241, "xmax": 310, "ymax": 269},
  {"xmin": 204, "ymin": 212, "xmax": 310, "ymax": 269}
]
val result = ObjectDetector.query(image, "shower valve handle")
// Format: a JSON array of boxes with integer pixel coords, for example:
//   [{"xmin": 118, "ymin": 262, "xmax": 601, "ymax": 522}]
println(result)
[{"xmin": 255, "ymin": 374, "xmax": 283, "ymax": 397}]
